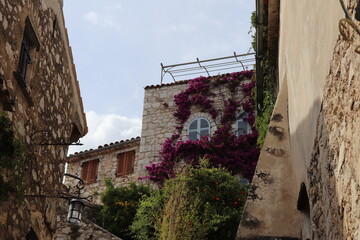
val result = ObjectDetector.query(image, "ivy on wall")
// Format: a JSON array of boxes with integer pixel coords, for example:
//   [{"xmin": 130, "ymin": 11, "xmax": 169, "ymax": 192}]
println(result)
[
  {"xmin": 142, "ymin": 71, "xmax": 260, "ymax": 186},
  {"xmin": 0, "ymin": 111, "xmax": 26, "ymax": 201}
]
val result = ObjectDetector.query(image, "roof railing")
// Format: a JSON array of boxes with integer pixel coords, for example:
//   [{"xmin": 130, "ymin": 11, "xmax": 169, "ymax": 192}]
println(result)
[{"xmin": 160, "ymin": 52, "xmax": 255, "ymax": 84}]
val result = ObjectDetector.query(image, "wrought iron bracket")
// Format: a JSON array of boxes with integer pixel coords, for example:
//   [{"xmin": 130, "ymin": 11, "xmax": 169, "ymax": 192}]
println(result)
[{"xmin": 30, "ymin": 130, "xmax": 83, "ymax": 146}]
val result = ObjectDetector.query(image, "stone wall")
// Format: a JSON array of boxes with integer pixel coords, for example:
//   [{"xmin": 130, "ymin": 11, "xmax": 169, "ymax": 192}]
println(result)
[
  {"xmin": 66, "ymin": 138, "xmax": 141, "ymax": 204},
  {"xmin": 237, "ymin": 0, "xmax": 360, "ymax": 239},
  {"xmin": 138, "ymin": 80, "xmax": 249, "ymax": 179},
  {"xmin": 308, "ymin": 0, "xmax": 360, "ymax": 238},
  {"xmin": 0, "ymin": 0, "xmax": 86, "ymax": 239},
  {"xmin": 54, "ymin": 207, "xmax": 122, "ymax": 240}
]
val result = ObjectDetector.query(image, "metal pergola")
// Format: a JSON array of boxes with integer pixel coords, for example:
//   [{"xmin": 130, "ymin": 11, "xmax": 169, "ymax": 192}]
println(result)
[{"xmin": 160, "ymin": 52, "xmax": 255, "ymax": 84}]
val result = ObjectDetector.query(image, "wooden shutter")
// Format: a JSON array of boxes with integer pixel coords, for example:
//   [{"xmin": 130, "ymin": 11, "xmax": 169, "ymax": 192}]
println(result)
[
  {"xmin": 116, "ymin": 153, "xmax": 125, "ymax": 176},
  {"xmin": 125, "ymin": 151, "xmax": 135, "ymax": 174},
  {"xmin": 88, "ymin": 160, "xmax": 99, "ymax": 183},
  {"xmin": 81, "ymin": 161, "xmax": 89, "ymax": 181}
]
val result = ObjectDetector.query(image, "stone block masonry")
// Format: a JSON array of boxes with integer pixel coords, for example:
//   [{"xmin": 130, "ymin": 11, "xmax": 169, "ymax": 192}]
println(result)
[
  {"xmin": 0, "ymin": 0, "xmax": 87, "ymax": 239},
  {"xmin": 138, "ymin": 79, "xmax": 249, "ymax": 179}
]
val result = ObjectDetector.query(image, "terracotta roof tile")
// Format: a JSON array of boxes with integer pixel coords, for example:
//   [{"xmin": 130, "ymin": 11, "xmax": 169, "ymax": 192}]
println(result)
[
  {"xmin": 68, "ymin": 136, "xmax": 140, "ymax": 158},
  {"xmin": 144, "ymin": 80, "xmax": 189, "ymax": 89}
]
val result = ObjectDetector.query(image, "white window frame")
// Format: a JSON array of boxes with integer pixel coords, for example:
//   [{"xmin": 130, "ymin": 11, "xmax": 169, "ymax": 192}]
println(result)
[
  {"xmin": 236, "ymin": 112, "xmax": 251, "ymax": 136},
  {"xmin": 188, "ymin": 118, "xmax": 211, "ymax": 140}
]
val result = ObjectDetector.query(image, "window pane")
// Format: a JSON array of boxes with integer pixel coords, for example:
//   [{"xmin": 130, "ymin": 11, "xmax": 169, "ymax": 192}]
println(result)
[
  {"xmin": 189, "ymin": 131, "xmax": 198, "ymax": 141},
  {"xmin": 237, "ymin": 112, "xmax": 248, "ymax": 120},
  {"xmin": 200, "ymin": 119, "xmax": 209, "ymax": 128},
  {"xmin": 189, "ymin": 120, "xmax": 197, "ymax": 130},
  {"xmin": 200, "ymin": 129, "xmax": 209, "ymax": 138},
  {"xmin": 237, "ymin": 121, "xmax": 248, "ymax": 136}
]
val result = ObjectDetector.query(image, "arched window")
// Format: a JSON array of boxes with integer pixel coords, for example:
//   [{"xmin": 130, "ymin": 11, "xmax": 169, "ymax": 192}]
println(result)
[
  {"xmin": 236, "ymin": 112, "xmax": 251, "ymax": 136},
  {"xmin": 188, "ymin": 118, "xmax": 211, "ymax": 140}
]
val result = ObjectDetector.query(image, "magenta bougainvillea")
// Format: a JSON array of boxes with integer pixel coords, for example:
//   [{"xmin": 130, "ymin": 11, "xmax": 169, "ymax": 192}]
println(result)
[{"xmin": 142, "ymin": 70, "xmax": 259, "ymax": 186}]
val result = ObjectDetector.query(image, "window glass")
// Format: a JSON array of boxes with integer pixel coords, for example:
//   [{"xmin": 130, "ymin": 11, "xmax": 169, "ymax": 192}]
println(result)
[
  {"xmin": 200, "ymin": 119, "xmax": 209, "ymax": 128},
  {"xmin": 200, "ymin": 129, "xmax": 209, "ymax": 138},
  {"xmin": 188, "ymin": 118, "xmax": 210, "ymax": 140},
  {"xmin": 189, "ymin": 120, "xmax": 197, "ymax": 130},
  {"xmin": 236, "ymin": 112, "xmax": 250, "ymax": 136}
]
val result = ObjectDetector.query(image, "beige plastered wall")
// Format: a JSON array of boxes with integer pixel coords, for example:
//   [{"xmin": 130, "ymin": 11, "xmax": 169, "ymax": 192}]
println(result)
[{"xmin": 278, "ymin": 0, "xmax": 343, "ymax": 186}]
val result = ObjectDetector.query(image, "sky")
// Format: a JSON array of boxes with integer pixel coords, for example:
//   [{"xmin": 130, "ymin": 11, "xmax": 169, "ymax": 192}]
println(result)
[{"xmin": 63, "ymin": 0, "xmax": 255, "ymax": 154}]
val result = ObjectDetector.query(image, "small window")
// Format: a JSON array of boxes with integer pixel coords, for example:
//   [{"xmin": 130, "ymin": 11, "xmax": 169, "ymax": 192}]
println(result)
[
  {"xmin": 81, "ymin": 159, "xmax": 99, "ymax": 183},
  {"xmin": 116, "ymin": 150, "xmax": 135, "ymax": 177},
  {"xmin": 236, "ymin": 112, "xmax": 251, "ymax": 136},
  {"xmin": 188, "ymin": 118, "xmax": 210, "ymax": 141},
  {"xmin": 15, "ymin": 17, "xmax": 40, "ymax": 87}
]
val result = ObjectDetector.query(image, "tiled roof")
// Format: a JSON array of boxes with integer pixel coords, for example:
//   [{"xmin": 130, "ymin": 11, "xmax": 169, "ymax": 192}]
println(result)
[
  {"xmin": 144, "ymin": 79, "xmax": 189, "ymax": 89},
  {"xmin": 68, "ymin": 136, "xmax": 140, "ymax": 159}
]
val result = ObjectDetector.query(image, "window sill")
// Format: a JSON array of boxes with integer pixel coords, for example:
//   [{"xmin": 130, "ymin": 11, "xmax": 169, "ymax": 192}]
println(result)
[
  {"xmin": 115, "ymin": 172, "xmax": 134, "ymax": 178},
  {"xmin": 85, "ymin": 180, "xmax": 97, "ymax": 184}
]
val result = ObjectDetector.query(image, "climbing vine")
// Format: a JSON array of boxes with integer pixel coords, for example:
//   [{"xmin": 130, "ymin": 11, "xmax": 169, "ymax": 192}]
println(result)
[
  {"xmin": 142, "ymin": 71, "xmax": 260, "ymax": 186},
  {"xmin": 0, "ymin": 111, "xmax": 27, "ymax": 201}
]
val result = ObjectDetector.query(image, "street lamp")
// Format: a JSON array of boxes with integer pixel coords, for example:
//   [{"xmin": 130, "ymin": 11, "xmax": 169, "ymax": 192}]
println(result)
[
  {"xmin": 67, "ymin": 198, "xmax": 85, "ymax": 224},
  {"xmin": 25, "ymin": 173, "xmax": 89, "ymax": 225}
]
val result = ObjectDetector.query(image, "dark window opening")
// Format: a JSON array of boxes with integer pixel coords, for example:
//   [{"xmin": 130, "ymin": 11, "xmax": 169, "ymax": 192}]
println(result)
[
  {"xmin": 297, "ymin": 182, "xmax": 311, "ymax": 240},
  {"xmin": 26, "ymin": 228, "xmax": 39, "ymax": 240},
  {"xmin": 14, "ymin": 17, "xmax": 40, "ymax": 88}
]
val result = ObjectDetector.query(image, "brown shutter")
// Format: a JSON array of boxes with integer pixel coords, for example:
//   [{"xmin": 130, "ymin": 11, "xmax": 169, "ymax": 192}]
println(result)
[
  {"xmin": 117, "ymin": 153, "xmax": 125, "ymax": 176},
  {"xmin": 125, "ymin": 151, "xmax": 135, "ymax": 174},
  {"xmin": 81, "ymin": 161, "xmax": 89, "ymax": 182},
  {"xmin": 89, "ymin": 160, "xmax": 99, "ymax": 183}
]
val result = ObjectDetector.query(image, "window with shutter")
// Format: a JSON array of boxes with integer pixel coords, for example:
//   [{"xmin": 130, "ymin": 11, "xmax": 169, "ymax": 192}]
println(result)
[
  {"xmin": 116, "ymin": 153, "xmax": 126, "ymax": 177},
  {"xmin": 81, "ymin": 161, "xmax": 89, "ymax": 181},
  {"xmin": 81, "ymin": 159, "xmax": 99, "ymax": 183},
  {"xmin": 89, "ymin": 160, "xmax": 99, "ymax": 183},
  {"xmin": 125, "ymin": 151, "xmax": 135, "ymax": 174},
  {"xmin": 116, "ymin": 151, "xmax": 135, "ymax": 177}
]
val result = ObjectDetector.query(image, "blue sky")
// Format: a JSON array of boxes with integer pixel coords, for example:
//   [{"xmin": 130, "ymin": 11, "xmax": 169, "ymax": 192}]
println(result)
[{"xmin": 63, "ymin": 0, "xmax": 255, "ymax": 153}]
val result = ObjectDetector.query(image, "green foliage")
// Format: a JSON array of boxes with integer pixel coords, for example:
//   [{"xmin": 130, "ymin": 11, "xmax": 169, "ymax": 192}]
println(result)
[
  {"xmin": 255, "ymin": 54, "xmax": 277, "ymax": 147},
  {"xmin": 0, "ymin": 111, "xmax": 27, "ymax": 201},
  {"xmin": 130, "ymin": 191, "xmax": 164, "ymax": 240},
  {"xmin": 101, "ymin": 180, "xmax": 153, "ymax": 240},
  {"xmin": 131, "ymin": 160, "xmax": 247, "ymax": 240},
  {"xmin": 248, "ymin": 11, "xmax": 257, "ymax": 52}
]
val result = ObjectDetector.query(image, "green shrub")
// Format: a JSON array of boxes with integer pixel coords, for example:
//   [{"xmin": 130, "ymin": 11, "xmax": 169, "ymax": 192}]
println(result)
[
  {"xmin": 101, "ymin": 180, "xmax": 153, "ymax": 240},
  {"xmin": 0, "ymin": 111, "xmax": 26, "ymax": 201},
  {"xmin": 131, "ymin": 160, "xmax": 247, "ymax": 240},
  {"xmin": 130, "ymin": 190, "xmax": 164, "ymax": 240}
]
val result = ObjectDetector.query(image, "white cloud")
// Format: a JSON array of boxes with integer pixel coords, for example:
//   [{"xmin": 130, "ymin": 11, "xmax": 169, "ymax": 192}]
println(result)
[
  {"xmin": 83, "ymin": 11, "xmax": 121, "ymax": 30},
  {"xmin": 68, "ymin": 111, "xmax": 141, "ymax": 154}
]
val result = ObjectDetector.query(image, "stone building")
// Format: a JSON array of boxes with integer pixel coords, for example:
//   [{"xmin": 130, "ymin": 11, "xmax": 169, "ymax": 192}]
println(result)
[
  {"xmin": 65, "ymin": 137, "xmax": 140, "ymax": 204},
  {"xmin": 65, "ymin": 71, "xmax": 254, "ymax": 203},
  {"xmin": 138, "ymin": 76, "xmax": 253, "ymax": 179},
  {"xmin": 0, "ymin": 0, "xmax": 87, "ymax": 239},
  {"xmin": 237, "ymin": 0, "xmax": 360, "ymax": 239}
]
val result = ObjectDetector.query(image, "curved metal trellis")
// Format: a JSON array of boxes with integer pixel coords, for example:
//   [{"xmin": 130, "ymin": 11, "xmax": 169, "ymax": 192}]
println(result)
[
  {"xmin": 339, "ymin": 0, "xmax": 360, "ymax": 53},
  {"xmin": 161, "ymin": 52, "xmax": 255, "ymax": 84}
]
